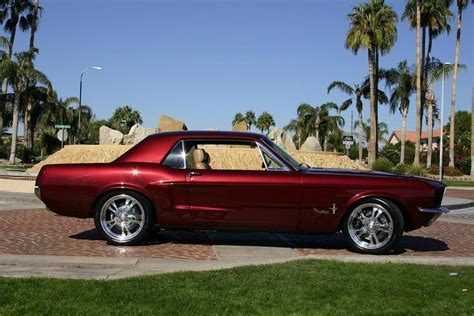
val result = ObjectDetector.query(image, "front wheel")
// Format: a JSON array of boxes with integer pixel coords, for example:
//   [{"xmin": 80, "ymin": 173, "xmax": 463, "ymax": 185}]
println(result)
[
  {"xmin": 94, "ymin": 191, "xmax": 154, "ymax": 245},
  {"xmin": 342, "ymin": 198, "xmax": 404, "ymax": 255}
]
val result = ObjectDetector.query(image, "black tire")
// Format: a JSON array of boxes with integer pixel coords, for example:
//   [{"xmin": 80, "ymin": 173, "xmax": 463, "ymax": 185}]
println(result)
[
  {"xmin": 94, "ymin": 190, "xmax": 155, "ymax": 245},
  {"xmin": 342, "ymin": 198, "xmax": 404, "ymax": 255}
]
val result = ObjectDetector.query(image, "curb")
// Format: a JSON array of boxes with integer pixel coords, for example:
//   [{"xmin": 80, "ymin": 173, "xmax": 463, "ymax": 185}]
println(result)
[{"xmin": 444, "ymin": 202, "xmax": 474, "ymax": 211}]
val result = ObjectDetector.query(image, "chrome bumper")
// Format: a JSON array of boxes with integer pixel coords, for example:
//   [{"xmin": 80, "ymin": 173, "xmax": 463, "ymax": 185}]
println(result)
[
  {"xmin": 418, "ymin": 207, "xmax": 449, "ymax": 214},
  {"xmin": 419, "ymin": 206, "xmax": 449, "ymax": 227},
  {"xmin": 34, "ymin": 186, "xmax": 41, "ymax": 200}
]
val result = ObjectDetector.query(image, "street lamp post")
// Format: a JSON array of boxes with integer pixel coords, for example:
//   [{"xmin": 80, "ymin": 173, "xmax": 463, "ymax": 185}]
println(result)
[
  {"xmin": 439, "ymin": 62, "xmax": 450, "ymax": 181},
  {"xmin": 77, "ymin": 66, "xmax": 102, "ymax": 144}
]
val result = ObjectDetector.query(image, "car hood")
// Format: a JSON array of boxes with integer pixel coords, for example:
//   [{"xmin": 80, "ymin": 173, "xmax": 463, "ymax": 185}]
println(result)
[{"xmin": 301, "ymin": 167, "xmax": 446, "ymax": 187}]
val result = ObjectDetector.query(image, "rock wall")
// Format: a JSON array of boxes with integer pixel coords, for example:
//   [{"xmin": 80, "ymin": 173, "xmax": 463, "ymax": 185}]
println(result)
[{"xmin": 28, "ymin": 145, "xmax": 365, "ymax": 173}]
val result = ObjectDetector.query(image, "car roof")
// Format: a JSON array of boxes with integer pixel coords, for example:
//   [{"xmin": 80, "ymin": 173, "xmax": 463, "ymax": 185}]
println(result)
[
  {"xmin": 149, "ymin": 130, "xmax": 265, "ymax": 141},
  {"xmin": 115, "ymin": 130, "xmax": 266, "ymax": 164}
]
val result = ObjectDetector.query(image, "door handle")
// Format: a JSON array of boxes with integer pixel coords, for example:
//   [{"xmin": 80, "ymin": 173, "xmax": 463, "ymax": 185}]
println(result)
[{"xmin": 188, "ymin": 171, "xmax": 202, "ymax": 177}]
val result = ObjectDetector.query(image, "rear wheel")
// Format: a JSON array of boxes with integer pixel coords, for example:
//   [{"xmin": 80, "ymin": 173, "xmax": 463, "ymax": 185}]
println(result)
[
  {"xmin": 94, "ymin": 191, "xmax": 154, "ymax": 245},
  {"xmin": 342, "ymin": 198, "xmax": 404, "ymax": 254}
]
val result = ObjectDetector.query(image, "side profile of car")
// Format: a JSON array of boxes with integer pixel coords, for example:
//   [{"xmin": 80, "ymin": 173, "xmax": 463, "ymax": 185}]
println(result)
[{"xmin": 35, "ymin": 131, "xmax": 448, "ymax": 254}]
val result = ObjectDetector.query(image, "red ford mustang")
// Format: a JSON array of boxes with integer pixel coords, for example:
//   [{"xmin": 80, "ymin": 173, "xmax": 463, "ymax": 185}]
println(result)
[{"xmin": 35, "ymin": 131, "xmax": 448, "ymax": 254}]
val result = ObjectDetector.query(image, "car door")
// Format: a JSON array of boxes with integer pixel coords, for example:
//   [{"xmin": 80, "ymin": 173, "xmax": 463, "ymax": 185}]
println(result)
[{"xmin": 184, "ymin": 139, "xmax": 302, "ymax": 231}]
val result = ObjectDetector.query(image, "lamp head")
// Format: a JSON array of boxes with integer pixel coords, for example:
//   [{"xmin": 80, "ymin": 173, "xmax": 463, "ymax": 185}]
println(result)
[{"xmin": 92, "ymin": 66, "xmax": 103, "ymax": 70}]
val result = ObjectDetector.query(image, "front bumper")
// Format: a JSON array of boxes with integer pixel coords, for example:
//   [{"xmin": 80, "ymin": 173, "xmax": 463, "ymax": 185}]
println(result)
[{"xmin": 419, "ymin": 206, "xmax": 449, "ymax": 226}]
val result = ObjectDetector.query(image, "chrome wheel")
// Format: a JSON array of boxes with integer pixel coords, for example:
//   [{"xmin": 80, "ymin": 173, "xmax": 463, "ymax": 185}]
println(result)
[
  {"xmin": 347, "ymin": 202, "xmax": 394, "ymax": 250},
  {"xmin": 99, "ymin": 194, "xmax": 145, "ymax": 243}
]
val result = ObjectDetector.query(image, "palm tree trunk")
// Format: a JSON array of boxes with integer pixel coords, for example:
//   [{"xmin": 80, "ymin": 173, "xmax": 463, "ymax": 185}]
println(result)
[
  {"xmin": 0, "ymin": 114, "xmax": 3, "ymax": 141},
  {"xmin": 29, "ymin": 0, "xmax": 39, "ymax": 49},
  {"xmin": 449, "ymin": 4, "xmax": 463, "ymax": 168},
  {"xmin": 401, "ymin": 108, "xmax": 408, "ymax": 164},
  {"xmin": 9, "ymin": 89, "xmax": 21, "ymax": 164},
  {"xmin": 374, "ymin": 50, "xmax": 379, "ymax": 159},
  {"xmin": 2, "ymin": 18, "xmax": 18, "ymax": 94},
  {"xmin": 368, "ymin": 47, "xmax": 377, "ymax": 166},
  {"xmin": 427, "ymin": 104, "xmax": 433, "ymax": 168},
  {"xmin": 358, "ymin": 111, "xmax": 363, "ymax": 163},
  {"xmin": 414, "ymin": 0, "xmax": 422, "ymax": 166}
]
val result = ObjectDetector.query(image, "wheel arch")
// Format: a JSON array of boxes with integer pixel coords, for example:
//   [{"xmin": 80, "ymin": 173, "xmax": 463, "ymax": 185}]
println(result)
[
  {"xmin": 338, "ymin": 194, "xmax": 411, "ymax": 231},
  {"xmin": 91, "ymin": 186, "xmax": 157, "ymax": 221}
]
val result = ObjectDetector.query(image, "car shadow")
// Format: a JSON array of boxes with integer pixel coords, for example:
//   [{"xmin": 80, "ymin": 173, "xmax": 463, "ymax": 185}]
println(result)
[{"xmin": 70, "ymin": 229, "xmax": 449, "ymax": 254}]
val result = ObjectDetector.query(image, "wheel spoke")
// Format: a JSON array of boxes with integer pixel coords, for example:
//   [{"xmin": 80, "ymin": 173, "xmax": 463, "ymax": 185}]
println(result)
[{"xmin": 106, "ymin": 219, "xmax": 117, "ymax": 228}]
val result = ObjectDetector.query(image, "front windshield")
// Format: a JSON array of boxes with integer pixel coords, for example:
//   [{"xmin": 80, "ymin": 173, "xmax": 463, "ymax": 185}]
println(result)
[{"xmin": 262, "ymin": 137, "xmax": 304, "ymax": 170}]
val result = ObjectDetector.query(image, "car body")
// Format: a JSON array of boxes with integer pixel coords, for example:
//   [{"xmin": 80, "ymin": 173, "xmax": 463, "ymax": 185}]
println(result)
[{"xmin": 35, "ymin": 131, "xmax": 448, "ymax": 254}]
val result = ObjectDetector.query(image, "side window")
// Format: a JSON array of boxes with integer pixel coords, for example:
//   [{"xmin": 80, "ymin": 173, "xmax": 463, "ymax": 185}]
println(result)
[
  {"xmin": 162, "ymin": 141, "xmax": 185, "ymax": 169},
  {"xmin": 260, "ymin": 148, "xmax": 285, "ymax": 170},
  {"xmin": 183, "ymin": 140, "xmax": 264, "ymax": 171}
]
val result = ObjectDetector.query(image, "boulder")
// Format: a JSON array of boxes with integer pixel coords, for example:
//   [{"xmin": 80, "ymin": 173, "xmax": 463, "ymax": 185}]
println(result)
[
  {"xmin": 158, "ymin": 115, "xmax": 188, "ymax": 131},
  {"xmin": 300, "ymin": 136, "xmax": 322, "ymax": 151},
  {"xmin": 99, "ymin": 126, "xmax": 124, "ymax": 145},
  {"xmin": 268, "ymin": 128, "xmax": 296, "ymax": 150},
  {"xmin": 232, "ymin": 121, "xmax": 247, "ymax": 132},
  {"xmin": 123, "ymin": 126, "xmax": 158, "ymax": 145}
]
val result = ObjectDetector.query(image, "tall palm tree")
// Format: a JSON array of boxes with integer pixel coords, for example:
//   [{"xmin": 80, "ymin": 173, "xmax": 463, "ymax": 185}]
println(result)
[
  {"xmin": 110, "ymin": 105, "xmax": 143, "ymax": 134},
  {"xmin": 256, "ymin": 111, "xmax": 275, "ymax": 135},
  {"xmin": 448, "ymin": 0, "xmax": 471, "ymax": 167},
  {"xmin": 327, "ymin": 79, "xmax": 387, "ymax": 162},
  {"xmin": 345, "ymin": 0, "xmax": 397, "ymax": 165},
  {"xmin": 384, "ymin": 61, "xmax": 416, "ymax": 164},
  {"xmin": 0, "ymin": 35, "xmax": 10, "ymax": 140},
  {"xmin": 0, "ymin": 49, "xmax": 50, "ymax": 163},
  {"xmin": 0, "ymin": 0, "xmax": 35, "ymax": 90},
  {"xmin": 244, "ymin": 110, "xmax": 256, "ymax": 131}
]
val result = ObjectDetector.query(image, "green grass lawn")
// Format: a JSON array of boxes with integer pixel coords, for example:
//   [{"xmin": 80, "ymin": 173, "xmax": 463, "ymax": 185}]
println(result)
[
  {"xmin": 0, "ymin": 164, "xmax": 30, "ymax": 172},
  {"xmin": 444, "ymin": 180, "xmax": 474, "ymax": 187},
  {"xmin": 0, "ymin": 260, "xmax": 472, "ymax": 315}
]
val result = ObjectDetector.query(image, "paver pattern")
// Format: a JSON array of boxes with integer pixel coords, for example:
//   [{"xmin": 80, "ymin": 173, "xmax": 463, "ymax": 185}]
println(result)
[
  {"xmin": 0, "ymin": 209, "xmax": 215, "ymax": 260},
  {"xmin": 0, "ymin": 208, "xmax": 472, "ymax": 259}
]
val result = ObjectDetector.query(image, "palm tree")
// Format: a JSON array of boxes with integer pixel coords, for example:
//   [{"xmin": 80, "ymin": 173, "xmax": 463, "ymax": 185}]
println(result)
[
  {"xmin": 327, "ymin": 79, "xmax": 387, "ymax": 162},
  {"xmin": 0, "ymin": 35, "xmax": 10, "ymax": 140},
  {"xmin": 403, "ymin": 0, "xmax": 453, "ymax": 165},
  {"xmin": 345, "ymin": 0, "xmax": 398, "ymax": 165},
  {"xmin": 244, "ymin": 111, "xmax": 256, "ymax": 131},
  {"xmin": 449, "ymin": 0, "xmax": 471, "ymax": 167},
  {"xmin": 384, "ymin": 61, "xmax": 416, "ymax": 164},
  {"xmin": 232, "ymin": 112, "xmax": 244, "ymax": 126},
  {"xmin": 0, "ymin": 49, "xmax": 50, "ymax": 163},
  {"xmin": 297, "ymin": 102, "xmax": 343, "ymax": 151},
  {"xmin": 355, "ymin": 119, "xmax": 389, "ymax": 148},
  {"xmin": 256, "ymin": 111, "xmax": 275, "ymax": 135},
  {"xmin": 110, "ymin": 105, "xmax": 143, "ymax": 134}
]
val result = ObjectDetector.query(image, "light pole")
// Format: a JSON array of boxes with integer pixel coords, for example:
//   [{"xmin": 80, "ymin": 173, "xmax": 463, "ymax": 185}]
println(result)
[
  {"xmin": 77, "ymin": 66, "xmax": 102, "ymax": 144},
  {"xmin": 439, "ymin": 62, "xmax": 450, "ymax": 181}
]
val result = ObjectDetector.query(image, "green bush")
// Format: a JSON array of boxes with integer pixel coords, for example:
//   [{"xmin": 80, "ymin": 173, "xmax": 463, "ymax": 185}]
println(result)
[
  {"xmin": 406, "ymin": 165, "xmax": 428, "ymax": 177},
  {"xmin": 443, "ymin": 166, "xmax": 464, "ymax": 177},
  {"xmin": 379, "ymin": 144, "xmax": 400, "ymax": 165},
  {"xmin": 393, "ymin": 163, "xmax": 409, "ymax": 174},
  {"xmin": 371, "ymin": 157, "xmax": 394, "ymax": 173}
]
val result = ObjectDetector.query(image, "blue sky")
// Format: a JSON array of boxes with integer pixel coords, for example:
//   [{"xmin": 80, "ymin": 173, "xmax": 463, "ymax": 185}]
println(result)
[{"xmin": 13, "ymin": 0, "xmax": 473, "ymax": 135}]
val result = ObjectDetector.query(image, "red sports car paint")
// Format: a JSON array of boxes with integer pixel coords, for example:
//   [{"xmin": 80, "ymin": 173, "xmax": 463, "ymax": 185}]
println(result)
[{"xmin": 36, "ymin": 131, "xmax": 446, "ymax": 234}]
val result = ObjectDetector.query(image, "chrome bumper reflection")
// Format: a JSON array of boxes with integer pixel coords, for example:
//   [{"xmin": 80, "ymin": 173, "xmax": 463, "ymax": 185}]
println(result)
[{"xmin": 418, "ymin": 207, "xmax": 449, "ymax": 214}]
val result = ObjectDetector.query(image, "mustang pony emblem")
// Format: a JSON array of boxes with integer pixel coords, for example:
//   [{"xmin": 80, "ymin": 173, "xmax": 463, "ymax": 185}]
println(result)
[{"xmin": 313, "ymin": 203, "xmax": 337, "ymax": 215}]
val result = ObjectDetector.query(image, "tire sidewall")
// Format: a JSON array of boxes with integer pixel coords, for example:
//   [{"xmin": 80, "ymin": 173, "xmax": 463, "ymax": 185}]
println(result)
[
  {"xmin": 342, "ymin": 198, "xmax": 404, "ymax": 255},
  {"xmin": 94, "ymin": 190, "xmax": 154, "ymax": 245}
]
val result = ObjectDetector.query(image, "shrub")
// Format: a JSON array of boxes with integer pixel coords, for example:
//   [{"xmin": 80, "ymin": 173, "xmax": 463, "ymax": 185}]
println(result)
[
  {"xmin": 393, "ymin": 163, "xmax": 409, "ymax": 174},
  {"xmin": 379, "ymin": 144, "xmax": 399, "ymax": 165},
  {"xmin": 443, "ymin": 166, "xmax": 463, "ymax": 177},
  {"xmin": 371, "ymin": 157, "xmax": 394, "ymax": 173},
  {"xmin": 406, "ymin": 165, "xmax": 428, "ymax": 177}
]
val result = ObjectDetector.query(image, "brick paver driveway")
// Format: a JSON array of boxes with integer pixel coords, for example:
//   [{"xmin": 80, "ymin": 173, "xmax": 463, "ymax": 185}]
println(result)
[{"xmin": 0, "ymin": 208, "xmax": 473, "ymax": 259}]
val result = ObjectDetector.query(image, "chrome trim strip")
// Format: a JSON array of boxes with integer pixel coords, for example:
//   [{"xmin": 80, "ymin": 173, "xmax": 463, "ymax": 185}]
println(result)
[
  {"xmin": 256, "ymin": 143, "xmax": 289, "ymax": 172},
  {"xmin": 418, "ymin": 207, "xmax": 449, "ymax": 214}
]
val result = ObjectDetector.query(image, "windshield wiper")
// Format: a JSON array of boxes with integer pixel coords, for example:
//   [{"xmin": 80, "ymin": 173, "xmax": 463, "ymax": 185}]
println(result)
[{"xmin": 298, "ymin": 163, "xmax": 311, "ymax": 169}]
